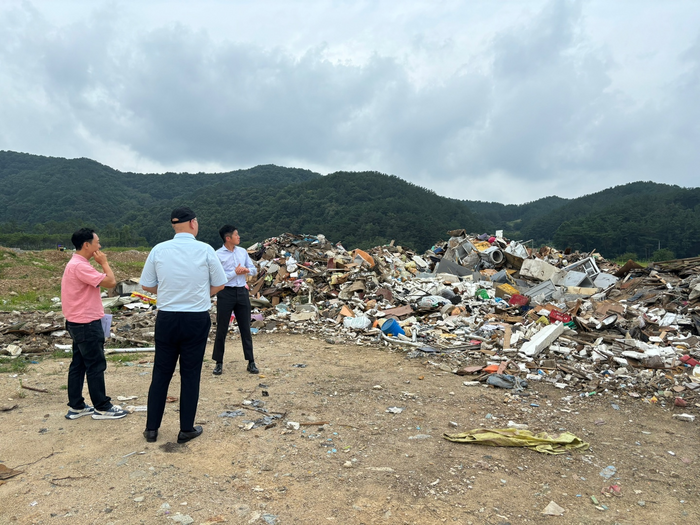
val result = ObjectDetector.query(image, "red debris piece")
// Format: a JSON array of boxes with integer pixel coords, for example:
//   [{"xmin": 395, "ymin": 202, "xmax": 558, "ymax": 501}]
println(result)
[
  {"xmin": 674, "ymin": 397, "xmax": 688, "ymax": 407},
  {"xmin": 680, "ymin": 355, "xmax": 700, "ymax": 367},
  {"xmin": 508, "ymin": 294, "xmax": 529, "ymax": 307},
  {"xmin": 602, "ymin": 484, "xmax": 622, "ymax": 497},
  {"xmin": 549, "ymin": 310, "xmax": 572, "ymax": 323}
]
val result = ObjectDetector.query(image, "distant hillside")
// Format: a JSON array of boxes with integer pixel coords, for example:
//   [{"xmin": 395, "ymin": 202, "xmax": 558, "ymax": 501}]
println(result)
[
  {"xmin": 0, "ymin": 151, "xmax": 483, "ymax": 252},
  {"xmin": 463, "ymin": 196, "xmax": 570, "ymax": 238},
  {"xmin": 191, "ymin": 171, "xmax": 486, "ymax": 250},
  {"xmin": 0, "ymin": 151, "xmax": 319, "ymax": 225},
  {"xmin": 1, "ymin": 151, "xmax": 699, "ymax": 258},
  {"xmin": 550, "ymin": 184, "xmax": 700, "ymax": 259},
  {"xmin": 464, "ymin": 182, "xmax": 700, "ymax": 259}
]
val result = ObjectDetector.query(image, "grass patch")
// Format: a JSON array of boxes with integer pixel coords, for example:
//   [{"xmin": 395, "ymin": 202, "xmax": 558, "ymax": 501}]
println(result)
[
  {"xmin": 0, "ymin": 290, "xmax": 58, "ymax": 311},
  {"xmin": 0, "ymin": 357, "xmax": 28, "ymax": 374},
  {"xmin": 107, "ymin": 354, "xmax": 136, "ymax": 363},
  {"xmin": 104, "ymin": 247, "xmax": 151, "ymax": 253},
  {"xmin": 110, "ymin": 260, "xmax": 145, "ymax": 274},
  {"xmin": 51, "ymin": 348, "xmax": 71, "ymax": 358},
  {"xmin": 106, "ymin": 353, "xmax": 151, "ymax": 364},
  {"xmin": 32, "ymin": 262, "xmax": 58, "ymax": 272},
  {"xmin": 612, "ymin": 257, "xmax": 649, "ymax": 267},
  {"xmin": 25, "ymin": 256, "xmax": 58, "ymax": 272},
  {"xmin": 0, "ymin": 253, "xmax": 58, "ymax": 278}
]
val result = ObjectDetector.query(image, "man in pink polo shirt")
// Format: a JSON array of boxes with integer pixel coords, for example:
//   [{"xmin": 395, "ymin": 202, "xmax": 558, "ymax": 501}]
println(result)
[{"xmin": 61, "ymin": 228, "xmax": 127, "ymax": 420}]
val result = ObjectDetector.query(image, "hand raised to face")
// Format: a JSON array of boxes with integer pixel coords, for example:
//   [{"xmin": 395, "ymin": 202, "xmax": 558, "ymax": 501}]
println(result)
[{"xmin": 93, "ymin": 250, "xmax": 108, "ymax": 266}]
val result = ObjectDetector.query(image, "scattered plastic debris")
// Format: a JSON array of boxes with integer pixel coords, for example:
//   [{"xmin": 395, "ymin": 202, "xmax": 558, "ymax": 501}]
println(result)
[
  {"xmin": 599, "ymin": 465, "xmax": 617, "ymax": 479},
  {"xmin": 541, "ymin": 500, "xmax": 565, "ymax": 516}
]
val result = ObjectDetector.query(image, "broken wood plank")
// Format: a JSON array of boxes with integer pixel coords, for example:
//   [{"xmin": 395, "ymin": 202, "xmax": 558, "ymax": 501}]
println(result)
[
  {"xmin": 21, "ymin": 384, "xmax": 48, "ymax": 393},
  {"xmin": 503, "ymin": 325, "xmax": 512, "ymax": 349}
]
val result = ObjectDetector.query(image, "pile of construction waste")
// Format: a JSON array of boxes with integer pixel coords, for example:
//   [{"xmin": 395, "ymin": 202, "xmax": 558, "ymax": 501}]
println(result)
[{"xmin": 2, "ymin": 230, "xmax": 699, "ymax": 405}]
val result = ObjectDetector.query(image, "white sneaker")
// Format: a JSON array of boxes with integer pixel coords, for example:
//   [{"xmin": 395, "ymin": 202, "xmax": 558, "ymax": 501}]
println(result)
[
  {"xmin": 65, "ymin": 405, "xmax": 95, "ymax": 420},
  {"xmin": 92, "ymin": 405, "xmax": 128, "ymax": 420}
]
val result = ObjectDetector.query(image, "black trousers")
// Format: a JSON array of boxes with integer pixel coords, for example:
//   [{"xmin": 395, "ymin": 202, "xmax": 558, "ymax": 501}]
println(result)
[
  {"xmin": 66, "ymin": 319, "xmax": 111, "ymax": 411},
  {"xmin": 146, "ymin": 311, "xmax": 210, "ymax": 432},
  {"xmin": 212, "ymin": 286, "xmax": 254, "ymax": 363}
]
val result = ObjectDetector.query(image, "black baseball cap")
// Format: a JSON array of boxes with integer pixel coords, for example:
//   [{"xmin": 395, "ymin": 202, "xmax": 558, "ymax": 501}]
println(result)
[{"xmin": 171, "ymin": 206, "xmax": 196, "ymax": 223}]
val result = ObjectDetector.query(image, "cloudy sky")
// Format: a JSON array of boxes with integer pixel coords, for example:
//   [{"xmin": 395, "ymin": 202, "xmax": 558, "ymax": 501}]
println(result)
[{"xmin": 1, "ymin": 1, "xmax": 698, "ymax": 204}]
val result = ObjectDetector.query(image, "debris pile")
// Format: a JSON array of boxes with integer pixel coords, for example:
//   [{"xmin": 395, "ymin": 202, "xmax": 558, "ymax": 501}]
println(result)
[{"xmin": 2, "ymin": 230, "xmax": 700, "ymax": 405}]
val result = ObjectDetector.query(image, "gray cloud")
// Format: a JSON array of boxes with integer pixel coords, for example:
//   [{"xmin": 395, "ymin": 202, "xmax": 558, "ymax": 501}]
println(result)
[{"xmin": 0, "ymin": 0, "xmax": 698, "ymax": 204}]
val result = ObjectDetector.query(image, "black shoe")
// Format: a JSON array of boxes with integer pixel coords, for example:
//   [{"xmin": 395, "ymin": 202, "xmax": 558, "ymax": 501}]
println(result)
[
  {"xmin": 213, "ymin": 362, "xmax": 223, "ymax": 375},
  {"xmin": 177, "ymin": 426, "xmax": 203, "ymax": 444},
  {"xmin": 247, "ymin": 361, "xmax": 259, "ymax": 374},
  {"xmin": 143, "ymin": 429, "xmax": 158, "ymax": 443}
]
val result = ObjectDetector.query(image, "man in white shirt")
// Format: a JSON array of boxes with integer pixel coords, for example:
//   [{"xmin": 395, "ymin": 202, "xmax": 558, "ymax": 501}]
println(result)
[
  {"xmin": 212, "ymin": 224, "xmax": 259, "ymax": 375},
  {"xmin": 139, "ymin": 207, "xmax": 227, "ymax": 444}
]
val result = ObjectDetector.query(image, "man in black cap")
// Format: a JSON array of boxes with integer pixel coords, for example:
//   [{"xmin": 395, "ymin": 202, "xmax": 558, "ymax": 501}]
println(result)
[{"xmin": 139, "ymin": 207, "xmax": 227, "ymax": 444}]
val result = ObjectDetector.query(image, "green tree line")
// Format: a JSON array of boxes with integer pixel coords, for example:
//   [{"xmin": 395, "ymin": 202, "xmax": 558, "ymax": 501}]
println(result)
[{"xmin": 1, "ymin": 151, "xmax": 698, "ymax": 259}]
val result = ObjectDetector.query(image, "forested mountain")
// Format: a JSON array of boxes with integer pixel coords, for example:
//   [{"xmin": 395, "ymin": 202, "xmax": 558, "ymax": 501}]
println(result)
[
  {"xmin": 0, "ymin": 151, "xmax": 482, "ymax": 252},
  {"xmin": 469, "ymin": 182, "xmax": 700, "ymax": 260},
  {"xmin": 192, "ymin": 171, "xmax": 486, "ymax": 250},
  {"xmin": 463, "ymin": 196, "xmax": 570, "ymax": 236},
  {"xmin": 0, "ymin": 151, "xmax": 319, "ymax": 225},
  {"xmin": 1, "ymin": 150, "xmax": 698, "ymax": 259},
  {"xmin": 551, "ymin": 186, "xmax": 700, "ymax": 260}
]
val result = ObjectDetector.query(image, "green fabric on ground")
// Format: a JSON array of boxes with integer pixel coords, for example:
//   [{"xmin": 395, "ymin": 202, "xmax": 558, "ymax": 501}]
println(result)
[{"xmin": 443, "ymin": 428, "xmax": 590, "ymax": 455}]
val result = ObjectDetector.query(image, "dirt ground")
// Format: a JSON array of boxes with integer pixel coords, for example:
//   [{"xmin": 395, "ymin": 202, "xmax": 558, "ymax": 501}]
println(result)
[{"xmin": 1, "ymin": 333, "xmax": 699, "ymax": 525}]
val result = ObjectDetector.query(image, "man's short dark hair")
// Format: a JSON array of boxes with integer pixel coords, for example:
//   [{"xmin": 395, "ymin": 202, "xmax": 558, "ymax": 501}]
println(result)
[
  {"xmin": 71, "ymin": 228, "xmax": 96, "ymax": 250},
  {"xmin": 219, "ymin": 224, "xmax": 237, "ymax": 242}
]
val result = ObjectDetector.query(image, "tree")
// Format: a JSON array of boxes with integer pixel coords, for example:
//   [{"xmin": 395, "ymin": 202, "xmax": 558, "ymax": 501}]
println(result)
[{"xmin": 651, "ymin": 248, "xmax": 675, "ymax": 262}]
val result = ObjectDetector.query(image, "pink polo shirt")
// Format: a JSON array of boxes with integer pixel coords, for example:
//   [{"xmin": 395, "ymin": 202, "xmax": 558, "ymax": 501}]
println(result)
[{"xmin": 61, "ymin": 254, "xmax": 106, "ymax": 323}]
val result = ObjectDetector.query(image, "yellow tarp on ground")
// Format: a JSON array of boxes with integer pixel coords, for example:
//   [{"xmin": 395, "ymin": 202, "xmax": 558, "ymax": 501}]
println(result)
[{"xmin": 443, "ymin": 428, "xmax": 590, "ymax": 455}]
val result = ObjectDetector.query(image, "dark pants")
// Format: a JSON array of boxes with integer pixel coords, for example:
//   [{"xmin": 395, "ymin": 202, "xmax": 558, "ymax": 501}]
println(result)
[
  {"xmin": 146, "ymin": 311, "xmax": 211, "ymax": 432},
  {"xmin": 66, "ymin": 319, "xmax": 111, "ymax": 411},
  {"xmin": 212, "ymin": 286, "xmax": 254, "ymax": 363}
]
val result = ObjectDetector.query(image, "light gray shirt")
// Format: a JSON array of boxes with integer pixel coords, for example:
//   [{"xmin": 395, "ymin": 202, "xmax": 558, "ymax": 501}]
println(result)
[{"xmin": 140, "ymin": 233, "xmax": 227, "ymax": 312}]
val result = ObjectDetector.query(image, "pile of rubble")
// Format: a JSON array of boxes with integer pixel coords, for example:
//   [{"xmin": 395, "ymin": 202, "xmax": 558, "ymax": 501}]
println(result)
[{"xmin": 2, "ymin": 230, "xmax": 700, "ymax": 406}]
